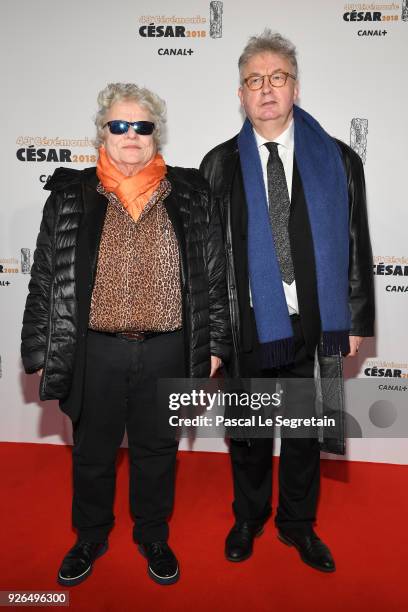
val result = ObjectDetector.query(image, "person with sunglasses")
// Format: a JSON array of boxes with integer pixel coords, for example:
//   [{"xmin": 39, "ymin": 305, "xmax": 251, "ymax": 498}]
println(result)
[{"xmin": 21, "ymin": 82, "xmax": 230, "ymax": 586}]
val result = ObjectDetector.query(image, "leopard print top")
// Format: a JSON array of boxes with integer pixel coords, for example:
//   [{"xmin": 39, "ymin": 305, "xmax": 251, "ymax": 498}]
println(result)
[{"xmin": 88, "ymin": 178, "xmax": 182, "ymax": 332}]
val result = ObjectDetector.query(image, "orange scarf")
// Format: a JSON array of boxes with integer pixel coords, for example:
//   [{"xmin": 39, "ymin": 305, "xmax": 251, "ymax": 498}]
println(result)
[{"xmin": 96, "ymin": 147, "xmax": 167, "ymax": 221}]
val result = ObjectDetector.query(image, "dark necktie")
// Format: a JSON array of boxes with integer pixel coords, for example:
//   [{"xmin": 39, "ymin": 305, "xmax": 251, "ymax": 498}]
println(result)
[{"xmin": 264, "ymin": 142, "xmax": 295, "ymax": 284}]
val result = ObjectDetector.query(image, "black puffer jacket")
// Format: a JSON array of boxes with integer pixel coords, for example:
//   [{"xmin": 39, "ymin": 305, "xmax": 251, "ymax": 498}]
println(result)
[{"xmin": 21, "ymin": 166, "xmax": 231, "ymax": 419}]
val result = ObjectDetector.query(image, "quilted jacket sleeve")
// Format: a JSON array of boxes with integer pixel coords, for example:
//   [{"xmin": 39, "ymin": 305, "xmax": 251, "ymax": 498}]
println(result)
[{"xmin": 21, "ymin": 192, "xmax": 57, "ymax": 373}]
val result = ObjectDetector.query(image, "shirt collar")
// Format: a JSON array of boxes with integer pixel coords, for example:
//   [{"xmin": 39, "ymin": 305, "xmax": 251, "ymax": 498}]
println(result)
[{"xmin": 254, "ymin": 119, "xmax": 294, "ymax": 152}]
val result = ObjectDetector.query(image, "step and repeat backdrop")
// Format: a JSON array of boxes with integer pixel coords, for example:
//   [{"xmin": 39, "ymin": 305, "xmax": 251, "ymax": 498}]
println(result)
[{"xmin": 1, "ymin": 0, "xmax": 407, "ymax": 463}]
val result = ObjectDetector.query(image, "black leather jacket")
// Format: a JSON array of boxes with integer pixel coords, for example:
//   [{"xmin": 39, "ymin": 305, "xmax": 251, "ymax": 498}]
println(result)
[
  {"xmin": 21, "ymin": 166, "xmax": 231, "ymax": 418},
  {"xmin": 200, "ymin": 135, "xmax": 375, "ymax": 377}
]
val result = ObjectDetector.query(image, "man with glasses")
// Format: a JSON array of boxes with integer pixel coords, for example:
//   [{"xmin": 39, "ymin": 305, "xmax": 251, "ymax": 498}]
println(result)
[{"xmin": 200, "ymin": 31, "xmax": 374, "ymax": 571}]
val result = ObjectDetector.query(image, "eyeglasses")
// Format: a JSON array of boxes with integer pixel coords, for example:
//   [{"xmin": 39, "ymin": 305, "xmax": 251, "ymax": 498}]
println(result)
[
  {"xmin": 103, "ymin": 120, "xmax": 155, "ymax": 135},
  {"xmin": 243, "ymin": 71, "xmax": 296, "ymax": 91}
]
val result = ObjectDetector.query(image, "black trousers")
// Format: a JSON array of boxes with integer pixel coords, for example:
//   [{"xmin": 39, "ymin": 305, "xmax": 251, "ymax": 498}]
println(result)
[
  {"xmin": 72, "ymin": 329, "xmax": 185, "ymax": 544},
  {"xmin": 231, "ymin": 315, "xmax": 320, "ymax": 533}
]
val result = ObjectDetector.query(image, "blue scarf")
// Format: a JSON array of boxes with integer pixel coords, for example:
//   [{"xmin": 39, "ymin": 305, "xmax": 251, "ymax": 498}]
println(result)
[{"xmin": 237, "ymin": 105, "xmax": 351, "ymax": 367}]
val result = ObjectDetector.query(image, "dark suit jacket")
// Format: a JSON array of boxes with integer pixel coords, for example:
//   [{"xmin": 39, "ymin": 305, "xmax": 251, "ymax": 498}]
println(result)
[{"xmin": 200, "ymin": 134, "xmax": 375, "ymax": 378}]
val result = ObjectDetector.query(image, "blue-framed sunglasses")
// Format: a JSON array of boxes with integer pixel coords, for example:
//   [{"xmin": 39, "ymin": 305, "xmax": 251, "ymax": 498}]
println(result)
[{"xmin": 103, "ymin": 120, "xmax": 155, "ymax": 135}]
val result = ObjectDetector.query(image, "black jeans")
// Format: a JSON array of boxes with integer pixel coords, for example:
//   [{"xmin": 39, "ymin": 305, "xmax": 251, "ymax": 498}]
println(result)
[
  {"xmin": 72, "ymin": 329, "xmax": 185, "ymax": 544},
  {"xmin": 231, "ymin": 315, "xmax": 320, "ymax": 533}
]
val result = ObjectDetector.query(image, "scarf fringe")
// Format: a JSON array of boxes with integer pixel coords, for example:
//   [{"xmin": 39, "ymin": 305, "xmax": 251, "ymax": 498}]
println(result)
[
  {"xmin": 321, "ymin": 331, "xmax": 350, "ymax": 356},
  {"xmin": 260, "ymin": 337, "xmax": 295, "ymax": 369}
]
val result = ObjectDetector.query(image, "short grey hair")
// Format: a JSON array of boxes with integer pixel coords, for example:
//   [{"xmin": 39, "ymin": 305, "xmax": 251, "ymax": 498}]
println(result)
[
  {"xmin": 238, "ymin": 30, "xmax": 298, "ymax": 82},
  {"xmin": 94, "ymin": 82, "xmax": 166, "ymax": 149}
]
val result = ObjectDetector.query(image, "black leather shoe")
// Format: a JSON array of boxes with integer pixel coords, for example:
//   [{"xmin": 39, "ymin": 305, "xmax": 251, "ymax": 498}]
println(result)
[
  {"xmin": 225, "ymin": 522, "xmax": 264, "ymax": 562},
  {"xmin": 278, "ymin": 529, "xmax": 335, "ymax": 572},
  {"xmin": 57, "ymin": 540, "xmax": 108, "ymax": 586},
  {"xmin": 138, "ymin": 542, "xmax": 179, "ymax": 585}
]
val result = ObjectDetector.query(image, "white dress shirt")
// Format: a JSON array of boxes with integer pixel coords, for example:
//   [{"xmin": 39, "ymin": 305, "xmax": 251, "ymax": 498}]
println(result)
[{"xmin": 250, "ymin": 120, "xmax": 299, "ymax": 315}]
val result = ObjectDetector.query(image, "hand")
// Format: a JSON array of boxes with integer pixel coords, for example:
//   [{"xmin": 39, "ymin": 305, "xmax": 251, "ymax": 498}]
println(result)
[
  {"xmin": 210, "ymin": 356, "xmax": 222, "ymax": 377},
  {"xmin": 346, "ymin": 336, "xmax": 364, "ymax": 357},
  {"xmin": 36, "ymin": 369, "xmax": 43, "ymax": 377}
]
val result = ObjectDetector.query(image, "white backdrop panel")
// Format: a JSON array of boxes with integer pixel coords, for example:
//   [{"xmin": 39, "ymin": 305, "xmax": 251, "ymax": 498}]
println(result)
[{"xmin": 1, "ymin": 0, "xmax": 407, "ymax": 463}]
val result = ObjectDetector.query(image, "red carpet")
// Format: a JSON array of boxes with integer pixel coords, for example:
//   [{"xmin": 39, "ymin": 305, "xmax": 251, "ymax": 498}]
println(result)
[{"xmin": 1, "ymin": 442, "xmax": 407, "ymax": 611}]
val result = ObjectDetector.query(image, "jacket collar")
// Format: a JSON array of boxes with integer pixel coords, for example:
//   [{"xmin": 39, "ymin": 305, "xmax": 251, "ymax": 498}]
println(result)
[{"xmin": 81, "ymin": 169, "xmax": 107, "ymax": 274}]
